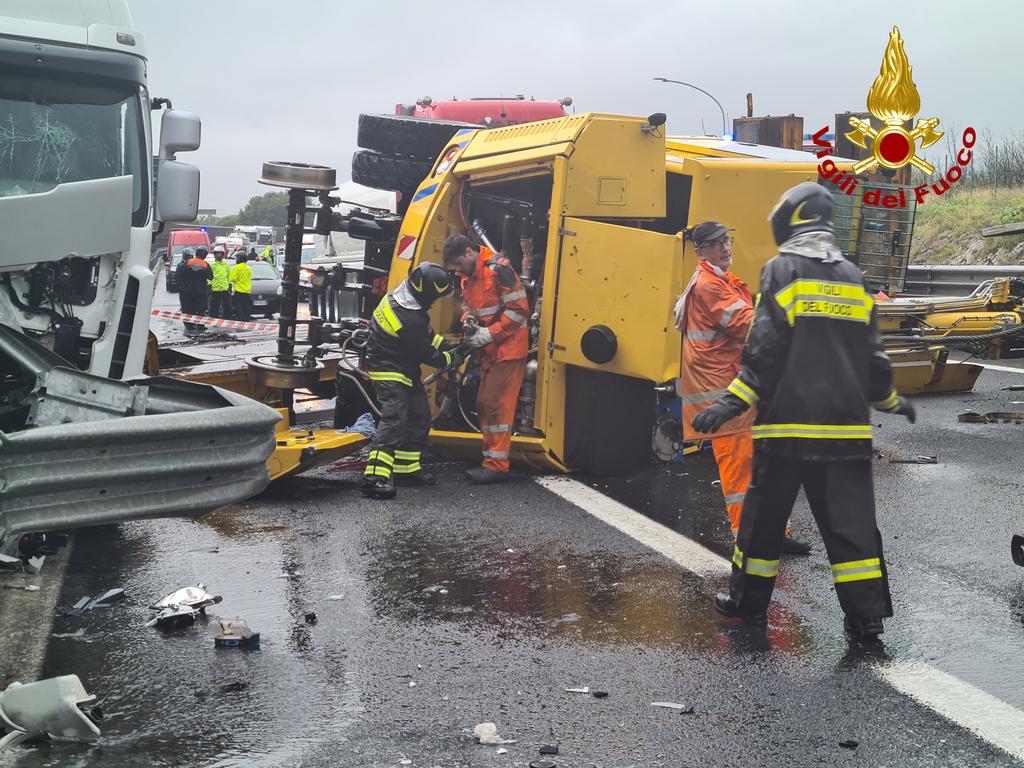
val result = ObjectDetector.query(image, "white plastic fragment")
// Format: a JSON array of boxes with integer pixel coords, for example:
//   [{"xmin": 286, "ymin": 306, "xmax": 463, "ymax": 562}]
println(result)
[
  {"xmin": 496, "ymin": 747, "xmax": 508, "ymax": 755},
  {"xmin": 566, "ymin": 686, "xmax": 590, "ymax": 693},
  {"xmin": 473, "ymin": 722, "xmax": 516, "ymax": 745},
  {"xmin": 651, "ymin": 701, "xmax": 687, "ymax": 710}
]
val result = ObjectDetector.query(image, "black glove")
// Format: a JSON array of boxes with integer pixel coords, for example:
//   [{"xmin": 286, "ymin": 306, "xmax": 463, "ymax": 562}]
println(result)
[
  {"xmin": 895, "ymin": 396, "xmax": 916, "ymax": 424},
  {"xmin": 443, "ymin": 346, "xmax": 466, "ymax": 369},
  {"xmin": 691, "ymin": 400, "xmax": 743, "ymax": 434}
]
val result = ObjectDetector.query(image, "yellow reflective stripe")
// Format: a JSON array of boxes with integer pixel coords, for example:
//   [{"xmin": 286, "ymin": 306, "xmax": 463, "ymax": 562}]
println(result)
[
  {"xmin": 732, "ymin": 546, "xmax": 744, "ymax": 569},
  {"xmin": 773, "ymin": 279, "xmax": 872, "ymax": 326},
  {"xmin": 372, "ymin": 299, "xmax": 403, "ymax": 337},
  {"xmin": 394, "ymin": 450, "xmax": 419, "ymax": 461},
  {"xmin": 392, "ymin": 463, "xmax": 422, "ymax": 474},
  {"xmin": 871, "ymin": 388, "xmax": 900, "ymax": 412},
  {"xmin": 727, "ymin": 377, "xmax": 758, "ymax": 406},
  {"xmin": 431, "ymin": 334, "xmax": 444, "ymax": 349},
  {"xmin": 752, "ymin": 423, "xmax": 872, "ymax": 440},
  {"xmin": 369, "ymin": 371, "xmax": 413, "ymax": 386},
  {"xmin": 746, "ymin": 557, "xmax": 780, "ymax": 578},
  {"xmin": 832, "ymin": 558, "xmax": 882, "ymax": 583},
  {"xmin": 369, "ymin": 450, "xmax": 394, "ymax": 466}
]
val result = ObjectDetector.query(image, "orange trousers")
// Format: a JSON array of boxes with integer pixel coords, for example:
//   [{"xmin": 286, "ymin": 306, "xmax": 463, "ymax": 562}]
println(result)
[
  {"xmin": 710, "ymin": 431, "xmax": 753, "ymax": 534},
  {"xmin": 476, "ymin": 358, "xmax": 525, "ymax": 472}
]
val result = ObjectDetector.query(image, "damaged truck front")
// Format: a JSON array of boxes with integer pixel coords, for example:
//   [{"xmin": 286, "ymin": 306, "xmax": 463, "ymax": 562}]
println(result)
[{"xmin": 0, "ymin": 1, "xmax": 278, "ymax": 549}]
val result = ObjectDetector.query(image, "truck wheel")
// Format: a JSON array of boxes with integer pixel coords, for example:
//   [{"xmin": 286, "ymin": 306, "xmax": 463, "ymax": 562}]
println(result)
[
  {"xmin": 351, "ymin": 150, "xmax": 433, "ymax": 195},
  {"xmin": 356, "ymin": 114, "xmax": 479, "ymax": 162}
]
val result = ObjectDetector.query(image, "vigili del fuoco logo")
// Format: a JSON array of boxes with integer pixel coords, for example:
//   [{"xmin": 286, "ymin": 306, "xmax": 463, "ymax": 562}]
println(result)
[{"xmin": 810, "ymin": 26, "xmax": 975, "ymax": 208}]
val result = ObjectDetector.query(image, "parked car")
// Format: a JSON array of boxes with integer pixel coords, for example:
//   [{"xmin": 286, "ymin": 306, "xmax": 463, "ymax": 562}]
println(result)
[{"xmin": 248, "ymin": 260, "xmax": 282, "ymax": 317}]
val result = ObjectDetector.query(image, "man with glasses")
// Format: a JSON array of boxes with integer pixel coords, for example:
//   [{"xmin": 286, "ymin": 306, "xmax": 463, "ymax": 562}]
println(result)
[{"xmin": 675, "ymin": 221, "xmax": 810, "ymax": 554}]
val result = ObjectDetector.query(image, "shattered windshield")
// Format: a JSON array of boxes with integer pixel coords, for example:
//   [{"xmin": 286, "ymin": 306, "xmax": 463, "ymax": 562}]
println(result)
[{"xmin": 0, "ymin": 69, "xmax": 148, "ymax": 226}]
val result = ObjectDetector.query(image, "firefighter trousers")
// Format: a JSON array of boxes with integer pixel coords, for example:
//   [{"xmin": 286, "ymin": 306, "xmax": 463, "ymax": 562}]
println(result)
[
  {"xmin": 710, "ymin": 431, "xmax": 752, "ymax": 534},
  {"xmin": 364, "ymin": 379, "xmax": 431, "ymax": 480},
  {"xmin": 476, "ymin": 358, "xmax": 525, "ymax": 473},
  {"xmin": 730, "ymin": 452, "xmax": 893, "ymax": 620}
]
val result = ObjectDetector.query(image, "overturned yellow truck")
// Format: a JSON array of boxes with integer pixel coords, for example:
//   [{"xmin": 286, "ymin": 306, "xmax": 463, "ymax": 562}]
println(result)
[{"xmin": 359, "ymin": 112, "xmax": 978, "ymax": 474}]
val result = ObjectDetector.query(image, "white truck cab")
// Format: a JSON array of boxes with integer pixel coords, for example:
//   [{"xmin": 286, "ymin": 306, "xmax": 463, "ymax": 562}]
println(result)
[{"xmin": 0, "ymin": 0, "xmax": 201, "ymax": 379}]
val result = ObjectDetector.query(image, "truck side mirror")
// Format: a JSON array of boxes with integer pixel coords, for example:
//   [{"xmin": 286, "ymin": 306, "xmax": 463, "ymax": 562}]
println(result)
[
  {"xmin": 155, "ymin": 161, "xmax": 200, "ymax": 223},
  {"xmin": 158, "ymin": 109, "xmax": 201, "ymax": 157}
]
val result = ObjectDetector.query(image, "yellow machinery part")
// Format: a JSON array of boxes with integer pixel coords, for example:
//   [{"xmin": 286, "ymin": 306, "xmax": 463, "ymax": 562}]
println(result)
[
  {"xmin": 267, "ymin": 409, "xmax": 369, "ymax": 481},
  {"xmin": 888, "ymin": 347, "xmax": 983, "ymax": 395}
]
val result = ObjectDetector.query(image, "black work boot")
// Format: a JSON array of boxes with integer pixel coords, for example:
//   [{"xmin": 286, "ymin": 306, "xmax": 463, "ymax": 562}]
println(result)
[
  {"xmin": 360, "ymin": 476, "xmax": 378, "ymax": 498},
  {"xmin": 844, "ymin": 615, "xmax": 884, "ymax": 639},
  {"xmin": 394, "ymin": 472, "xmax": 437, "ymax": 487},
  {"xmin": 465, "ymin": 467, "xmax": 508, "ymax": 485},
  {"xmin": 713, "ymin": 592, "xmax": 767, "ymax": 627},
  {"xmin": 781, "ymin": 535, "xmax": 812, "ymax": 556}
]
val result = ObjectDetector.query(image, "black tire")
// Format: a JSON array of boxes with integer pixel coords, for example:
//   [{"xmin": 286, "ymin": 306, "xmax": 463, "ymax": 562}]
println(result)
[
  {"xmin": 357, "ymin": 114, "xmax": 479, "ymax": 162},
  {"xmin": 351, "ymin": 150, "xmax": 433, "ymax": 194}
]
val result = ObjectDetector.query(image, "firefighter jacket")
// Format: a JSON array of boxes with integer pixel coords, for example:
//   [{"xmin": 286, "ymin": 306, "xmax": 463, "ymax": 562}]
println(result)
[
  {"xmin": 676, "ymin": 259, "xmax": 756, "ymax": 440},
  {"xmin": 719, "ymin": 232, "xmax": 900, "ymax": 461},
  {"xmin": 177, "ymin": 257, "xmax": 212, "ymax": 294},
  {"xmin": 461, "ymin": 247, "xmax": 529, "ymax": 364},
  {"xmin": 366, "ymin": 291, "xmax": 456, "ymax": 387}
]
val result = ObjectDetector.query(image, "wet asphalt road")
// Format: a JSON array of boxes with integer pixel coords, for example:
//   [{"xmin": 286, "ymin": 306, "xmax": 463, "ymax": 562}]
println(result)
[{"xmin": 7, "ymin": 354, "xmax": 1024, "ymax": 767}]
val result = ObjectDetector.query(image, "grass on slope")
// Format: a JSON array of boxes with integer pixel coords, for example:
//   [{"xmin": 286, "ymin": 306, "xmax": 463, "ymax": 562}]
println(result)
[{"xmin": 910, "ymin": 187, "xmax": 1024, "ymax": 264}]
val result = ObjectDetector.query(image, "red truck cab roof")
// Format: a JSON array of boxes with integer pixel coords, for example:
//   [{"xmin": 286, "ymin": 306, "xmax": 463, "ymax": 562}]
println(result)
[{"xmin": 395, "ymin": 95, "xmax": 570, "ymax": 127}]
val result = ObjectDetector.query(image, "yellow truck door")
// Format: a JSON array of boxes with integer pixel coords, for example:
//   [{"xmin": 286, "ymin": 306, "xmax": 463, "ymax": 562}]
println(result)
[{"xmin": 549, "ymin": 217, "xmax": 682, "ymax": 383}]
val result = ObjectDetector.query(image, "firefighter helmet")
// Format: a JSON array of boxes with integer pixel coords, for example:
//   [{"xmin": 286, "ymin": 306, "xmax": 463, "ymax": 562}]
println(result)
[
  {"xmin": 407, "ymin": 262, "xmax": 453, "ymax": 309},
  {"xmin": 768, "ymin": 182, "xmax": 835, "ymax": 246}
]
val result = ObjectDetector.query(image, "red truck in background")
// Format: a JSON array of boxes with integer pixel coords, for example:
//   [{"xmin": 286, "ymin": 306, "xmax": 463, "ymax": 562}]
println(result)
[{"xmin": 394, "ymin": 95, "xmax": 572, "ymax": 127}]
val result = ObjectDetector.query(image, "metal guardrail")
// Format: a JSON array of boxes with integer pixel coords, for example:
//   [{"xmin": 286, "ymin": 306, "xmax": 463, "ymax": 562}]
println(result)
[{"xmin": 904, "ymin": 265, "xmax": 1024, "ymax": 296}]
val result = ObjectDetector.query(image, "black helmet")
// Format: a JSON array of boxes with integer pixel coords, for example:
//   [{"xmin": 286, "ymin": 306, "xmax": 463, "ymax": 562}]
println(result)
[
  {"xmin": 407, "ymin": 262, "xmax": 453, "ymax": 309},
  {"xmin": 768, "ymin": 182, "xmax": 835, "ymax": 246}
]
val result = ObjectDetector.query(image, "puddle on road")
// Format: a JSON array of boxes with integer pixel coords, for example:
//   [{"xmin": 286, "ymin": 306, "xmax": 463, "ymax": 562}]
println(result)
[{"xmin": 360, "ymin": 521, "xmax": 811, "ymax": 658}]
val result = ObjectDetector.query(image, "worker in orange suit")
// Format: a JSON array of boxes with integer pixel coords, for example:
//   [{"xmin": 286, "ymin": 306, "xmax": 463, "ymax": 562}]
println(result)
[
  {"xmin": 675, "ymin": 221, "xmax": 810, "ymax": 555},
  {"xmin": 443, "ymin": 234, "xmax": 530, "ymax": 484}
]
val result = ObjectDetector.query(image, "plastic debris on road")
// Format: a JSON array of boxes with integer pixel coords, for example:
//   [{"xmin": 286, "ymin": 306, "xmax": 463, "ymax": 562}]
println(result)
[
  {"xmin": 473, "ymin": 722, "xmax": 516, "ymax": 745},
  {"xmin": 213, "ymin": 619, "xmax": 260, "ymax": 649}
]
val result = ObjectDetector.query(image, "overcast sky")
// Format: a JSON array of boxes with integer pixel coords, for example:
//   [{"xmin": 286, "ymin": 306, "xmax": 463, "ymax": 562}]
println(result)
[{"xmin": 130, "ymin": 0, "xmax": 1019, "ymax": 214}]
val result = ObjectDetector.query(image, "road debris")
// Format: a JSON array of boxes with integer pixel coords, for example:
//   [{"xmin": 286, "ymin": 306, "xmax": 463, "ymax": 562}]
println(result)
[
  {"xmin": 592, "ymin": 690, "xmax": 609, "ymax": 698},
  {"xmin": 146, "ymin": 584, "xmax": 222, "ymax": 629},
  {"xmin": 565, "ymin": 686, "xmax": 590, "ymax": 693},
  {"xmin": 888, "ymin": 455, "xmax": 938, "ymax": 464},
  {"xmin": 958, "ymin": 410, "xmax": 1024, "ymax": 424},
  {"xmin": 651, "ymin": 701, "xmax": 695, "ymax": 713},
  {"xmin": 0, "ymin": 675, "xmax": 101, "ymax": 752},
  {"xmin": 472, "ymin": 722, "xmax": 516, "ymax": 745},
  {"xmin": 304, "ymin": 612, "xmax": 318, "ymax": 624},
  {"xmin": 529, "ymin": 761, "xmax": 556, "ymax": 768},
  {"xmin": 839, "ymin": 739, "xmax": 859, "ymax": 749},
  {"xmin": 539, "ymin": 745, "xmax": 559, "ymax": 755},
  {"xmin": 213, "ymin": 619, "xmax": 260, "ymax": 648}
]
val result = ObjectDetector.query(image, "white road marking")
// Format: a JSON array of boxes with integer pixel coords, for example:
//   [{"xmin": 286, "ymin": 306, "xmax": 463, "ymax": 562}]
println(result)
[
  {"xmin": 975, "ymin": 362, "xmax": 1024, "ymax": 374},
  {"xmin": 879, "ymin": 662, "xmax": 1024, "ymax": 762},
  {"xmin": 534, "ymin": 476, "xmax": 730, "ymax": 576},
  {"xmin": 536, "ymin": 475, "xmax": 1024, "ymax": 763}
]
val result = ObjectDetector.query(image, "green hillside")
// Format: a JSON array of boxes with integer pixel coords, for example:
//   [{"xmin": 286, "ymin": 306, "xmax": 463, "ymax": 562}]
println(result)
[{"xmin": 909, "ymin": 188, "xmax": 1024, "ymax": 264}]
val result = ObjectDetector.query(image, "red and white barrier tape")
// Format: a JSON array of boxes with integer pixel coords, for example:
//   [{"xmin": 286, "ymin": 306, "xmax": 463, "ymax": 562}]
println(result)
[{"xmin": 150, "ymin": 309, "xmax": 278, "ymax": 332}]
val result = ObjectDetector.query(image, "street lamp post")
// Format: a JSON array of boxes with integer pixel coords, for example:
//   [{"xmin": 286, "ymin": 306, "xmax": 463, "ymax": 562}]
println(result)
[{"xmin": 653, "ymin": 77, "xmax": 728, "ymax": 136}]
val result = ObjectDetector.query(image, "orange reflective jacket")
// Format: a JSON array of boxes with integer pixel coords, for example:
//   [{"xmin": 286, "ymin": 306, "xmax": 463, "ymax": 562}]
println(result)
[
  {"xmin": 677, "ymin": 259, "xmax": 755, "ymax": 440},
  {"xmin": 461, "ymin": 247, "xmax": 529, "ymax": 364}
]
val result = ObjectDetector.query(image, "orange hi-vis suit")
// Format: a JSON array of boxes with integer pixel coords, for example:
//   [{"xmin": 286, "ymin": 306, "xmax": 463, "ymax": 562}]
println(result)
[
  {"xmin": 676, "ymin": 259, "xmax": 756, "ymax": 533},
  {"xmin": 461, "ymin": 247, "xmax": 530, "ymax": 472}
]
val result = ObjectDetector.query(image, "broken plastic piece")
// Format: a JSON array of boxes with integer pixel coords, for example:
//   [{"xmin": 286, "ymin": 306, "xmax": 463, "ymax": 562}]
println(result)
[
  {"xmin": 539, "ymin": 745, "xmax": 559, "ymax": 755},
  {"xmin": 651, "ymin": 701, "xmax": 694, "ymax": 713},
  {"xmin": 839, "ymin": 739, "xmax": 859, "ymax": 749},
  {"xmin": 888, "ymin": 455, "xmax": 937, "ymax": 464},
  {"xmin": 592, "ymin": 690, "xmax": 609, "ymax": 698},
  {"xmin": 565, "ymin": 686, "xmax": 589, "ymax": 693},
  {"xmin": 0, "ymin": 674, "xmax": 100, "ymax": 752},
  {"xmin": 146, "ymin": 603, "xmax": 200, "ymax": 629},
  {"xmin": 473, "ymin": 722, "xmax": 516, "ymax": 745},
  {"xmin": 149, "ymin": 584, "xmax": 221, "ymax": 612},
  {"xmin": 86, "ymin": 588, "xmax": 125, "ymax": 610}
]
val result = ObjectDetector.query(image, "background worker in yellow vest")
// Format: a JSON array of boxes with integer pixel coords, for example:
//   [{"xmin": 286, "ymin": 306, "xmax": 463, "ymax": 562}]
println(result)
[
  {"xmin": 676, "ymin": 221, "xmax": 810, "ymax": 555},
  {"xmin": 208, "ymin": 245, "xmax": 232, "ymax": 318},
  {"xmin": 229, "ymin": 252, "xmax": 253, "ymax": 321}
]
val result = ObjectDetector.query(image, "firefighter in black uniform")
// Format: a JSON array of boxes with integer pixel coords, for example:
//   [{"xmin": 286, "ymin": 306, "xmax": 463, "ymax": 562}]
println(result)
[
  {"xmin": 692, "ymin": 182, "xmax": 916, "ymax": 640},
  {"xmin": 362, "ymin": 262, "xmax": 463, "ymax": 500}
]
